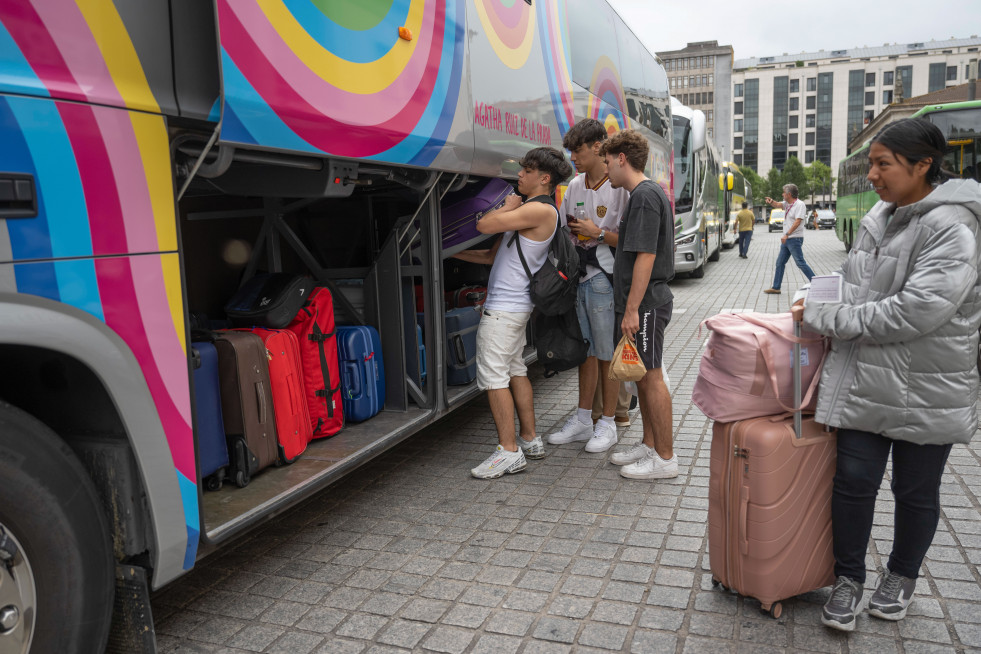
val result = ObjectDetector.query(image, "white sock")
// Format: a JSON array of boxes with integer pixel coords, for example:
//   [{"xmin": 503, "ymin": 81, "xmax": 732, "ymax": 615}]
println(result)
[
  {"xmin": 577, "ymin": 408, "xmax": 591, "ymax": 425},
  {"xmin": 600, "ymin": 415, "xmax": 615, "ymax": 425}
]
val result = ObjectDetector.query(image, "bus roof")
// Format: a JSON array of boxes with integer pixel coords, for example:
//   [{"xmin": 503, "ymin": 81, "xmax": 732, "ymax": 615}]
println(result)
[{"xmin": 912, "ymin": 100, "xmax": 981, "ymax": 118}]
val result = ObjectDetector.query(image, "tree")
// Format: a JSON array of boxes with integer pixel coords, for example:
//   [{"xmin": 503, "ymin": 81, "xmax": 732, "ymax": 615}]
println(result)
[
  {"xmin": 765, "ymin": 167, "xmax": 785, "ymax": 200},
  {"xmin": 807, "ymin": 161, "xmax": 834, "ymax": 208},
  {"xmin": 783, "ymin": 156, "xmax": 810, "ymax": 201},
  {"xmin": 739, "ymin": 165, "xmax": 767, "ymax": 207}
]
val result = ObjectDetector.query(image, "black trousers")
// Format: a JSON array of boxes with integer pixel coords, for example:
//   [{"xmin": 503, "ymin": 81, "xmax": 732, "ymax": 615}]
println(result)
[{"xmin": 832, "ymin": 428, "xmax": 952, "ymax": 583}]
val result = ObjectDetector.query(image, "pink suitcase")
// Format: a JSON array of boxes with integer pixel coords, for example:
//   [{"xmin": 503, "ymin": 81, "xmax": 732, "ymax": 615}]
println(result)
[{"xmin": 707, "ymin": 308, "xmax": 837, "ymax": 618}]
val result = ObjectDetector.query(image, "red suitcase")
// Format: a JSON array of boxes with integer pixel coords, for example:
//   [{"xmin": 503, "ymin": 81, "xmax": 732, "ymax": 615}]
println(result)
[
  {"xmin": 286, "ymin": 287, "xmax": 344, "ymax": 438},
  {"xmin": 707, "ymin": 309, "xmax": 837, "ymax": 618},
  {"xmin": 444, "ymin": 285, "xmax": 487, "ymax": 309},
  {"xmin": 234, "ymin": 328, "xmax": 312, "ymax": 463}
]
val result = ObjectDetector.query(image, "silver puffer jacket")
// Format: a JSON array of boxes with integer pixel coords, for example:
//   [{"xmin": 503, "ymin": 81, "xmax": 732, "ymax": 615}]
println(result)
[{"xmin": 803, "ymin": 179, "xmax": 981, "ymax": 445}]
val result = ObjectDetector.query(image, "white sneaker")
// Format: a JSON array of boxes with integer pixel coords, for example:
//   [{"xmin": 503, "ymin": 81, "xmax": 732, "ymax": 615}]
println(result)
[
  {"xmin": 471, "ymin": 445, "xmax": 527, "ymax": 479},
  {"xmin": 517, "ymin": 436, "xmax": 546, "ymax": 460},
  {"xmin": 609, "ymin": 442, "xmax": 652, "ymax": 466},
  {"xmin": 547, "ymin": 416, "xmax": 593, "ymax": 445},
  {"xmin": 620, "ymin": 450, "xmax": 678, "ymax": 480},
  {"xmin": 584, "ymin": 420, "xmax": 618, "ymax": 453}
]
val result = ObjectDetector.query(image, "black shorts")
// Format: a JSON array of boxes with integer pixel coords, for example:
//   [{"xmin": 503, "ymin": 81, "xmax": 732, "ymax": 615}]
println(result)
[{"xmin": 615, "ymin": 301, "xmax": 672, "ymax": 370}]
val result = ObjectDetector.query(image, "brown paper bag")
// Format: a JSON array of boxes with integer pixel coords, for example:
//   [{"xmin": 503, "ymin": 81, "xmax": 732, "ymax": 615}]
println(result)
[{"xmin": 609, "ymin": 334, "xmax": 647, "ymax": 382}]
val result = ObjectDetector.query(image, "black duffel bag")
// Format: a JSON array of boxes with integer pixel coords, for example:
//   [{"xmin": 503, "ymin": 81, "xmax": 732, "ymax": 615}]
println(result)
[
  {"xmin": 225, "ymin": 273, "xmax": 312, "ymax": 328},
  {"xmin": 533, "ymin": 307, "xmax": 589, "ymax": 378}
]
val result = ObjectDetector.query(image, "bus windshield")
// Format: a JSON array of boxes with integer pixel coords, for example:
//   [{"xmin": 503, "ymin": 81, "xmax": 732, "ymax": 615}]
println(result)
[
  {"xmin": 673, "ymin": 115, "xmax": 693, "ymax": 211},
  {"xmin": 924, "ymin": 107, "xmax": 981, "ymax": 181}
]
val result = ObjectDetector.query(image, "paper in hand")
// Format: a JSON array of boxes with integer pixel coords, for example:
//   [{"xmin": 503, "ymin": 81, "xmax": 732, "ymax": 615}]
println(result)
[{"xmin": 807, "ymin": 274, "xmax": 842, "ymax": 303}]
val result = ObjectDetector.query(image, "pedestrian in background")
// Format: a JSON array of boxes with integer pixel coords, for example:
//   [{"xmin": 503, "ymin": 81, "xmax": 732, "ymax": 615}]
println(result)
[
  {"xmin": 762, "ymin": 184, "xmax": 815, "ymax": 294},
  {"xmin": 736, "ymin": 201, "xmax": 755, "ymax": 258},
  {"xmin": 798, "ymin": 118, "xmax": 981, "ymax": 631}
]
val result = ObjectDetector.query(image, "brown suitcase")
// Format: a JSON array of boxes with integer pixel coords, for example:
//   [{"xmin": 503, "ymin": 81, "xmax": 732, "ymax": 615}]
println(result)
[
  {"xmin": 214, "ymin": 331, "xmax": 279, "ymax": 487},
  {"xmin": 707, "ymin": 309, "xmax": 837, "ymax": 618}
]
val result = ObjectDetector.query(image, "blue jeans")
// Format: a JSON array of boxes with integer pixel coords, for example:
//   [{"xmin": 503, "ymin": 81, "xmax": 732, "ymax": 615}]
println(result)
[
  {"xmin": 575, "ymin": 274, "xmax": 616, "ymax": 360},
  {"xmin": 738, "ymin": 230, "xmax": 753, "ymax": 256},
  {"xmin": 832, "ymin": 429, "xmax": 952, "ymax": 583},
  {"xmin": 771, "ymin": 237, "xmax": 814, "ymax": 290}
]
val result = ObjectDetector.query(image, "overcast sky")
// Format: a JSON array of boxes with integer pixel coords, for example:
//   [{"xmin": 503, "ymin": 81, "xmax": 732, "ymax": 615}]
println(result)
[{"xmin": 606, "ymin": 0, "xmax": 980, "ymax": 62}]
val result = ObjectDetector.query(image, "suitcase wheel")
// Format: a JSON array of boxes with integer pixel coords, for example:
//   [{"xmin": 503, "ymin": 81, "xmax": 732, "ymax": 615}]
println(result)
[
  {"xmin": 205, "ymin": 471, "xmax": 224, "ymax": 492},
  {"xmin": 235, "ymin": 469, "xmax": 249, "ymax": 488},
  {"xmin": 761, "ymin": 602, "xmax": 783, "ymax": 620}
]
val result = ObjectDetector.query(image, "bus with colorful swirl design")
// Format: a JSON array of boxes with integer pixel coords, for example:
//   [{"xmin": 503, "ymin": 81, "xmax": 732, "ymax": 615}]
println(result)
[{"xmin": 0, "ymin": 1, "xmax": 671, "ymax": 649}]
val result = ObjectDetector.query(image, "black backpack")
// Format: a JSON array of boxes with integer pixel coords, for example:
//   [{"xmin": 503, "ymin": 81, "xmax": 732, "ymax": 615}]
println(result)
[
  {"xmin": 533, "ymin": 308, "xmax": 589, "ymax": 378},
  {"xmin": 510, "ymin": 198, "xmax": 583, "ymax": 316}
]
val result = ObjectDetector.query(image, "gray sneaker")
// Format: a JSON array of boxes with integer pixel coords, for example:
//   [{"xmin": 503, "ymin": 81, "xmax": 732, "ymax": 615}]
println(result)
[
  {"xmin": 821, "ymin": 576, "xmax": 863, "ymax": 632},
  {"xmin": 471, "ymin": 445, "xmax": 527, "ymax": 479},
  {"xmin": 868, "ymin": 570, "xmax": 916, "ymax": 621},
  {"xmin": 609, "ymin": 442, "xmax": 652, "ymax": 466},
  {"xmin": 518, "ymin": 436, "xmax": 546, "ymax": 460}
]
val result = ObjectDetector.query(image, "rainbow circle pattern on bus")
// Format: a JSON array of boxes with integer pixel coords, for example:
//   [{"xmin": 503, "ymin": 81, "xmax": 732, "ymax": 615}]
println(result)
[
  {"xmin": 537, "ymin": 0, "xmax": 575, "ymax": 135},
  {"xmin": 587, "ymin": 56, "xmax": 628, "ymax": 135},
  {"xmin": 218, "ymin": 0, "xmax": 465, "ymax": 166},
  {"xmin": 473, "ymin": 0, "xmax": 536, "ymax": 70}
]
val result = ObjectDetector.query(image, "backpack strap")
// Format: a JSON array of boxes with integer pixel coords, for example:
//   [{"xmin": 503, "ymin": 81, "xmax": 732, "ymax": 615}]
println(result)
[{"xmin": 508, "ymin": 198, "xmax": 560, "ymax": 282}]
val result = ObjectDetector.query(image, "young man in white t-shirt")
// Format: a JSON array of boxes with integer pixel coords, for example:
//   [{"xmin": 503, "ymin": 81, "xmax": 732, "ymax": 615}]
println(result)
[
  {"xmin": 763, "ymin": 183, "xmax": 815, "ymax": 294},
  {"xmin": 545, "ymin": 119, "xmax": 631, "ymax": 453},
  {"xmin": 452, "ymin": 147, "xmax": 573, "ymax": 479}
]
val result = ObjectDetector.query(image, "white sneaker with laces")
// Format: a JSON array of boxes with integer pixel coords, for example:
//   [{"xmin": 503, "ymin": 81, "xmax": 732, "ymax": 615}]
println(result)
[
  {"xmin": 517, "ymin": 435, "xmax": 546, "ymax": 460},
  {"xmin": 609, "ymin": 442, "xmax": 652, "ymax": 466},
  {"xmin": 619, "ymin": 449, "xmax": 678, "ymax": 480},
  {"xmin": 547, "ymin": 416, "xmax": 593, "ymax": 445},
  {"xmin": 471, "ymin": 445, "xmax": 527, "ymax": 479},
  {"xmin": 584, "ymin": 420, "xmax": 618, "ymax": 453}
]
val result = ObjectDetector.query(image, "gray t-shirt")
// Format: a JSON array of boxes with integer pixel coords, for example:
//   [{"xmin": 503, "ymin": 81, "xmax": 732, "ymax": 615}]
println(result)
[{"xmin": 612, "ymin": 179, "xmax": 674, "ymax": 313}]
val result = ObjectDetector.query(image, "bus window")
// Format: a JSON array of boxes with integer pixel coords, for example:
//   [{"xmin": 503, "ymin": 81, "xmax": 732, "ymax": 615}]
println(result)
[{"xmin": 567, "ymin": 0, "xmax": 617, "ymax": 95}]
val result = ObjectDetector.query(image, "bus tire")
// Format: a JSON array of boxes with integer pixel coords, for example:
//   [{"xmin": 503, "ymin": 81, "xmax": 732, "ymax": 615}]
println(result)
[
  {"xmin": 690, "ymin": 262, "xmax": 705, "ymax": 279},
  {"xmin": 0, "ymin": 401, "xmax": 114, "ymax": 654},
  {"xmin": 844, "ymin": 225, "xmax": 853, "ymax": 252},
  {"xmin": 708, "ymin": 234, "xmax": 721, "ymax": 262}
]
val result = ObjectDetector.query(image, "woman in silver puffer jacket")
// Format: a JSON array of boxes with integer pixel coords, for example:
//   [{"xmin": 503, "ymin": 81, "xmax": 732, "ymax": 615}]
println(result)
[{"xmin": 801, "ymin": 118, "xmax": 981, "ymax": 632}]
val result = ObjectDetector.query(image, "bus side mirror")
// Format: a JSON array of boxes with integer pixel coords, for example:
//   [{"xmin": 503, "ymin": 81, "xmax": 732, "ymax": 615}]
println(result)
[{"xmin": 726, "ymin": 172, "xmax": 734, "ymax": 191}]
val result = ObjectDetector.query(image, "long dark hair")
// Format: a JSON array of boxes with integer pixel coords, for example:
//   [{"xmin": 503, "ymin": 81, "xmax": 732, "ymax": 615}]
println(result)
[{"xmin": 871, "ymin": 118, "xmax": 948, "ymax": 185}]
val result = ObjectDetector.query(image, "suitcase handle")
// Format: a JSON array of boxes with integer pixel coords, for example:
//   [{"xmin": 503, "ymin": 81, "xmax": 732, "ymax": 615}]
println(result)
[
  {"xmin": 255, "ymin": 381, "xmax": 267, "ymax": 424},
  {"xmin": 739, "ymin": 484, "xmax": 750, "ymax": 555}
]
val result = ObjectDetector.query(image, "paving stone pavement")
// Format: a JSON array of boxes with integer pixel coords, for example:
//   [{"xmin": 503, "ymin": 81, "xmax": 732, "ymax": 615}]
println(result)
[{"xmin": 152, "ymin": 227, "xmax": 981, "ymax": 653}]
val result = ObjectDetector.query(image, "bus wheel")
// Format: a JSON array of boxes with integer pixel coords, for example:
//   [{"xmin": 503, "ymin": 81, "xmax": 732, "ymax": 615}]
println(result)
[
  {"xmin": 844, "ymin": 226, "xmax": 853, "ymax": 252},
  {"xmin": 708, "ymin": 235, "xmax": 721, "ymax": 262},
  {"xmin": 0, "ymin": 401, "xmax": 114, "ymax": 654},
  {"xmin": 690, "ymin": 262, "xmax": 705, "ymax": 279}
]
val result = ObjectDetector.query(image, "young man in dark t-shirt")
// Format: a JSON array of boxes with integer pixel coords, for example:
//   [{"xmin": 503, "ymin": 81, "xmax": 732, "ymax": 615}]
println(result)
[{"xmin": 600, "ymin": 130, "xmax": 677, "ymax": 480}]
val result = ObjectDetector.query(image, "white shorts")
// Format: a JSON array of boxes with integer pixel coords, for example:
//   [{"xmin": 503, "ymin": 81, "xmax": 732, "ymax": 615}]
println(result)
[{"xmin": 476, "ymin": 309, "xmax": 532, "ymax": 390}]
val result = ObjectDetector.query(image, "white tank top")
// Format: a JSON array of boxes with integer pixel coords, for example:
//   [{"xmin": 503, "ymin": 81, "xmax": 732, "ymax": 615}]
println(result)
[{"xmin": 485, "ymin": 204, "xmax": 558, "ymax": 313}]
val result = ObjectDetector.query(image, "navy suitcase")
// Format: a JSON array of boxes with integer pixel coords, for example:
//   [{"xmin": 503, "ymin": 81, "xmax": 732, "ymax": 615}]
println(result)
[
  {"xmin": 417, "ymin": 324, "xmax": 427, "ymax": 386},
  {"xmin": 336, "ymin": 326, "xmax": 386, "ymax": 422},
  {"xmin": 191, "ymin": 342, "xmax": 229, "ymax": 490},
  {"xmin": 445, "ymin": 306, "xmax": 480, "ymax": 385}
]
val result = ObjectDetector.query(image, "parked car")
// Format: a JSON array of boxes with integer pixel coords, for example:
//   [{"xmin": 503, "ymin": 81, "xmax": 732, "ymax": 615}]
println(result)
[
  {"xmin": 815, "ymin": 209, "xmax": 836, "ymax": 229},
  {"xmin": 768, "ymin": 209, "xmax": 785, "ymax": 232},
  {"xmin": 805, "ymin": 210, "xmax": 818, "ymax": 229}
]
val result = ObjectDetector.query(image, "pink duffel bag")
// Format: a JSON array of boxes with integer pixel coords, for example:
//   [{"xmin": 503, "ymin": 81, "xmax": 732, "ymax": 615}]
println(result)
[{"xmin": 692, "ymin": 312, "xmax": 828, "ymax": 421}]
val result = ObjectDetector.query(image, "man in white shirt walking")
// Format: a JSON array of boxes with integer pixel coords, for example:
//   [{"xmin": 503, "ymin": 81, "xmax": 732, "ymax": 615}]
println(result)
[{"xmin": 763, "ymin": 183, "xmax": 815, "ymax": 294}]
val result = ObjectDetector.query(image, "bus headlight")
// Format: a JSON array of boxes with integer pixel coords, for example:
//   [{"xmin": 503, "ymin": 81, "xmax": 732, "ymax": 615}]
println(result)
[{"xmin": 675, "ymin": 234, "xmax": 696, "ymax": 246}]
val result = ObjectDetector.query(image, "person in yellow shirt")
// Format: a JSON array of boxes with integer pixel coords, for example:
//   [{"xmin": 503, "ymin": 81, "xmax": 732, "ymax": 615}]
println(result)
[{"xmin": 736, "ymin": 202, "xmax": 755, "ymax": 258}]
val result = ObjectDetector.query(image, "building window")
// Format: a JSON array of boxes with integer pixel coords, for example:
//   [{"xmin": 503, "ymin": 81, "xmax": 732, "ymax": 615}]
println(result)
[
  {"xmin": 734, "ymin": 118, "xmax": 743, "ymax": 132},
  {"xmin": 789, "ymin": 97, "xmax": 799, "ymax": 111},
  {"xmin": 883, "ymin": 89, "xmax": 893, "ymax": 103},
  {"xmin": 734, "ymin": 136, "xmax": 743, "ymax": 149},
  {"xmin": 706, "ymin": 110, "xmax": 713, "ymax": 121},
  {"xmin": 884, "ymin": 71, "xmax": 894, "ymax": 85},
  {"xmin": 866, "ymin": 72, "xmax": 875, "ymax": 87},
  {"xmin": 896, "ymin": 65, "xmax": 912, "ymax": 98},
  {"xmin": 734, "ymin": 153, "xmax": 742, "ymax": 165},
  {"xmin": 789, "ymin": 115, "xmax": 798, "ymax": 129},
  {"xmin": 807, "ymin": 77, "xmax": 816, "ymax": 91},
  {"xmin": 708, "ymin": 91, "xmax": 713, "ymax": 103},
  {"xmin": 806, "ymin": 96, "xmax": 816, "ymax": 110},
  {"xmin": 929, "ymin": 63, "xmax": 945, "ymax": 93},
  {"xmin": 864, "ymin": 109, "xmax": 875, "ymax": 125},
  {"xmin": 772, "ymin": 76, "xmax": 788, "ymax": 170},
  {"xmin": 734, "ymin": 83, "xmax": 743, "ymax": 97},
  {"xmin": 865, "ymin": 91, "xmax": 875, "ymax": 105},
  {"xmin": 848, "ymin": 70, "xmax": 864, "ymax": 142},
  {"xmin": 806, "ymin": 114, "xmax": 815, "ymax": 128},
  {"xmin": 790, "ymin": 79, "xmax": 799, "ymax": 93},
  {"xmin": 709, "ymin": 74, "xmax": 714, "ymax": 86},
  {"xmin": 947, "ymin": 65, "xmax": 958, "ymax": 81},
  {"xmin": 789, "ymin": 133, "xmax": 798, "ymax": 146},
  {"xmin": 805, "ymin": 150, "xmax": 815, "ymax": 163},
  {"xmin": 805, "ymin": 132, "xmax": 815, "ymax": 145},
  {"xmin": 743, "ymin": 78, "xmax": 759, "ymax": 171},
  {"xmin": 734, "ymin": 101, "xmax": 743, "ymax": 115}
]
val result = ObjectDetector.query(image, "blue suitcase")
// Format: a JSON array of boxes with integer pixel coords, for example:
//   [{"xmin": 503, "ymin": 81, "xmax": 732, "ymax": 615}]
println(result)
[
  {"xmin": 336, "ymin": 326, "xmax": 386, "ymax": 422},
  {"xmin": 191, "ymin": 342, "xmax": 229, "ymax": 490},
  {"xmin": 417, "ymin": 324, "xmax": 427, "ymax": 386},
  {"xmin": 445, "ymin": 307, "xmax": 480, "ymax": 385}
]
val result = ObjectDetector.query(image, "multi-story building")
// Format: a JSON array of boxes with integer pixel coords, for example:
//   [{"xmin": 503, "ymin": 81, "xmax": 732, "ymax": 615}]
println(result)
[
  {"xmin": 657, "ymin": 41, "xmax": 734, "ymax": 159},
  {"xmin": 730, "ymin": 36, "xmax": 981, "ymax": 181}
]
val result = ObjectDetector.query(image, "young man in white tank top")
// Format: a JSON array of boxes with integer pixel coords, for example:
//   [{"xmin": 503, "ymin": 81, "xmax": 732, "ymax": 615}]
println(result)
[{"xmin": 451, "ymin": 147, "xmax": 573, "ymax": 479}]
